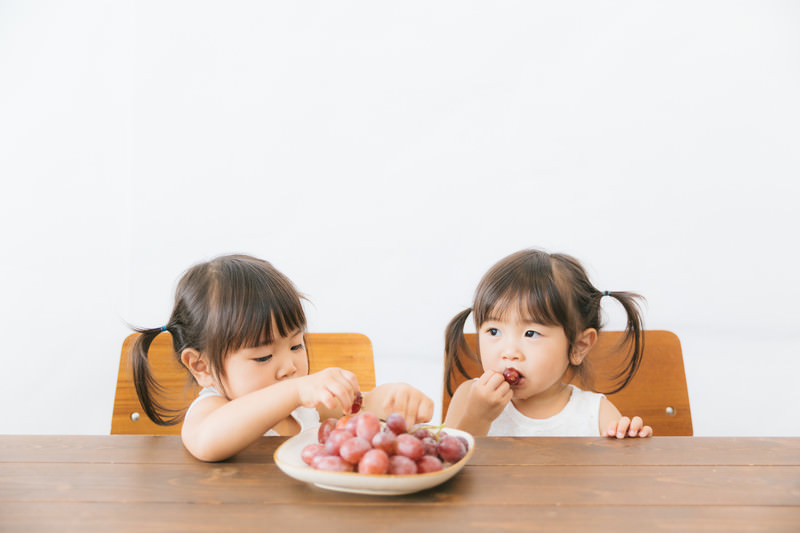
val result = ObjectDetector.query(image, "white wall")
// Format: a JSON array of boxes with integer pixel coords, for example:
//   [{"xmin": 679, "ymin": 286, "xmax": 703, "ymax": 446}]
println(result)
[{"xmin": 2, "ymin": 1, "xmax": 798, "ymax": 436}]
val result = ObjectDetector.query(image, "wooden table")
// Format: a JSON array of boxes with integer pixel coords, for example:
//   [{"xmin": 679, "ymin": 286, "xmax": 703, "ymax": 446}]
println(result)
[{"xmin": 1, "ymin": 435, "xmax": 798, "ymax": 532}]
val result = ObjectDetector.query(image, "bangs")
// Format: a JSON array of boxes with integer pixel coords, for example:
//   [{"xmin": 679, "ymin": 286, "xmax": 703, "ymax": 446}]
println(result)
[
  {"xmin": 205, "ymin": 257, "xmax": 307, "ymax": 361},
  {"xmin": 474, "ymin": 250, "xmax": 569, "ymax": 329}
]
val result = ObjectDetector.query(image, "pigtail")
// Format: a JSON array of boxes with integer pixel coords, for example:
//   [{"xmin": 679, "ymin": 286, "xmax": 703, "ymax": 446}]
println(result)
[
  {"xmin": 443, "ymin": 308, "xmax": 479, "ymax": 397},
  {"xmin": 601, "ymin": 290, "xmax": 645, "ymax": 394},
  {"xmin": 130, "ymin": 326, "xmax": 185, "ymax": 426}
]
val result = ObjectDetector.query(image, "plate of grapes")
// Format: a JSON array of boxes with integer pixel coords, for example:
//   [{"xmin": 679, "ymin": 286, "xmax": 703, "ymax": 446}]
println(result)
[{"xmin": 274, "ymin": 412, "xmax": 474, "ymax": 495}]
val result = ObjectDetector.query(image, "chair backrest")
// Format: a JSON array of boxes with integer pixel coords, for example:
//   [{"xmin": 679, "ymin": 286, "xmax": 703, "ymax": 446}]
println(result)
[
  {"xmin": 442, "ymin": 330, "xmax": 693, "ymax": 436},
  {"xmin": 112, "ymin": 332, "xmax": 376, "ymax": 435}
]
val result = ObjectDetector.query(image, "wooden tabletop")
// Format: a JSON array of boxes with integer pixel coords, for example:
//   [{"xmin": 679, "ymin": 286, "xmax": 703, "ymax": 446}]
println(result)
[{"xmin": 1, "ymin": 435, "xmax": 799, "ymax": 532}]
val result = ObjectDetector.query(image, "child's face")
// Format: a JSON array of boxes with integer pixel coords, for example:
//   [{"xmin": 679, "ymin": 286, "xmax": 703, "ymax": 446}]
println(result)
[
  {"xmin": 218, "ymin": 327, "xmax": 309, "ymax": 400},
  {"xmin": 478, "ymin": 310, "xmax": 571, "ymax": 399}
]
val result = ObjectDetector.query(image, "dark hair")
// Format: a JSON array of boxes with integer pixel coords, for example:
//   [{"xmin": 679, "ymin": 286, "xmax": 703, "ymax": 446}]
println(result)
[
  {"xmin": 444, "ymin": 249, "xmax": 644, "ymax": 397},
  {"xmin": 129, "ymin": 254, "xmax": 306, "ymax": 425}
]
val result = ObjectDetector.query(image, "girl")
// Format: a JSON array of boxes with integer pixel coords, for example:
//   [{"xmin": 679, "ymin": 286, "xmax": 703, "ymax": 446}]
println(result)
[
  {"xmin": 443, "ymin": 249, "xmax": 653, "ymax": 438},
  {"xmin": 130, "ymin": 254, "xmax": 434, "ymax": 462}
]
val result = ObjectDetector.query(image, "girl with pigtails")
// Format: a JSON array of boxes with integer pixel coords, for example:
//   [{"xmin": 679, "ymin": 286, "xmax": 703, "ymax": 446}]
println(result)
[
  {"xmin": 443, "ymin": 249, "xmax": 653, "ymax": 438},
  {"xmin": 130, "ymin": 254, "xmax": 433, "ymax": 462}
]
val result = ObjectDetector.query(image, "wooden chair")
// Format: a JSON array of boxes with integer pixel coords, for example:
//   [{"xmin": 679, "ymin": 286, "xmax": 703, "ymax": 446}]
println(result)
[
  {"xmin": 442, "ymin": 330, "xmax": 693, "ymax": 436},
  {"xmin": 112, "ymin": 332, "xmax": 376, "ymax": 435}
]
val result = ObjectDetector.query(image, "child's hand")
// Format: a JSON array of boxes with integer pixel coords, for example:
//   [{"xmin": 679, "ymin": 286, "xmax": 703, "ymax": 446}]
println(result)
[
  {"xmin": 364, "ymin": 383, "xmax": 434, "ymax": 430},
  {"xmin": 605, "ymin": 416, "xmax": 653, "ymax": 439},
  {"xmin": 296, "ymin": 367, "xmax": 360, "ymax": 413},
  {"xmin": 467, "ymin": 370, "xmax": 514, "ymax": 423}
]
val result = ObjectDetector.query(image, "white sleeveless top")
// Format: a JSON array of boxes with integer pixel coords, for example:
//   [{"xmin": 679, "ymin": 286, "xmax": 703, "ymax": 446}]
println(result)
[
  {"xmin": 488, "ymin": 384, "xmax": 604, "ymax": 436},
  {"xmin": 186, "ymin": 386, "xmax": 320, "ymax": 436}
]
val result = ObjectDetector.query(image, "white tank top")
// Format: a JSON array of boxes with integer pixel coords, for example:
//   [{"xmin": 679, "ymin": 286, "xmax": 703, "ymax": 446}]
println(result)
[
  {"xmin": 488, "ymin": 384, "xmax": 604, "ymax": 436},
  {"xmin": 186, "ymin": 386, "xmax": 320, "ymax": 436}
]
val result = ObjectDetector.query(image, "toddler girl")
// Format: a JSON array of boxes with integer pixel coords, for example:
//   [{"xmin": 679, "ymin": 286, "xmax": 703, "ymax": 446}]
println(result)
[
  {"xmin": 443, "ymin": 249, "xmax": 652, "ymax": 438},
  {"xmin": 130, "ymin": 254, "xmax": 434, "ymax": 461}
]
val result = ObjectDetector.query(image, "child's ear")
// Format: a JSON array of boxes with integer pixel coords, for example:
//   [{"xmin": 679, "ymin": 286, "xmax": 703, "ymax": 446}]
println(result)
[
  {"xmin": 181, "ymin": 348, "xmax": 215, "ymax": 388},
  {"xmin": 570, "ymin": 328, "xmax": 598, "ymax": 365}
]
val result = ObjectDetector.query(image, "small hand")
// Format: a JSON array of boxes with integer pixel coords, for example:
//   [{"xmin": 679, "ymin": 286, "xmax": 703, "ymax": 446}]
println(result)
[
  {"xmin": 366, "ymin": 383, "xmax": 434, "ymax": 430},
  {"xmin": 468, "ymin": 370, "xmax": 513, "ymax": 422},
  {"xmin": 605, "ymin": 416, "xmax": 653, "ymax": 439},
  {"xmin": 297, "ymin": 367, "xmax": 360, "ymax": 414}
]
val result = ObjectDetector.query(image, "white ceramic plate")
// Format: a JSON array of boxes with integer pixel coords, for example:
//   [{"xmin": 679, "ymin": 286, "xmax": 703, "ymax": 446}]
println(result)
[{"xmin": 274, "ymin": 426, "xmax": 475, "ymax": 495}]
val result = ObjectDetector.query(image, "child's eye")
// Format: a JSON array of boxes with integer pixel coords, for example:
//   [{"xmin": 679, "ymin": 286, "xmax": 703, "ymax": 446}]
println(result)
[
  {"xmin": 290, "ymin": 344, "xmax": 305, "ymax": 351},
  {"xmin": 253, "ymin": 355, "xmax": 272, "ymax": 363},
  {"xmin": 525, "ymin": 330, "xmax": 541, "ymax": 338},
  {"xmin": 488, "ymin": 328, "xmax": 500, "ymax": 336}
]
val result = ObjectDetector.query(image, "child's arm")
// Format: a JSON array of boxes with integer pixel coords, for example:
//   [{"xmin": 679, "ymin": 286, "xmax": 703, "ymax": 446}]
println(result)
[
  {"xmin": 182, "ymin": 367, "xmax": 359, "ymax": 462},
  {"xmin": 444, "ymin": 370, "xmax": 512, "ymax": 436},
  {"xmin": 360, "ymin": 383, "xmax": 435, "ymax": 430},
  {"xmin": 599, "ymin": 397, "xmax": 653, "ymax": 438}
]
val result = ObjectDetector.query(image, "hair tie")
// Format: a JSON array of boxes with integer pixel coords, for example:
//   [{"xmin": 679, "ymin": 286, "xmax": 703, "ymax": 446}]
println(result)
[
  {"xmin": 160, "ymin": 325, "xmax": 168, "ymax": 332},
  {"xmin": 602, "ymin": 291, "xmax": 610, "ymax": 297}
]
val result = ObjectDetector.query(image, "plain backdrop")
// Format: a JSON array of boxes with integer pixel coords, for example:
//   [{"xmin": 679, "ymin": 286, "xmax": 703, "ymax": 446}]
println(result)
[{"xmin": 2, "ymin": 1, "xmax": 798, "ymax": 436}]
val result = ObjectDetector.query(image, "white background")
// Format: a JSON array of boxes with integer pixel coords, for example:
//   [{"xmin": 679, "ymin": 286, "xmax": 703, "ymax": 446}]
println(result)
[{"xmin": 2, "ymin": 1, "xmax": 798, "ymax": 436}]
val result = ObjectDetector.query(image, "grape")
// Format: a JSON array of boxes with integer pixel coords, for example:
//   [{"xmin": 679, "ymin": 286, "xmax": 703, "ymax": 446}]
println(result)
[
  {"xmin": 318, "ymin": 418, "xmax": 337, "ymax": 443},
  {"xmin": 421, "ymin": 436, "xmax": 437, "ymax": 456},
  {"xmin": 358, "ymin": 449, "xmax": 389, "ymax": 474},
  {"xmin": 351, "ymin": 391, "xmax": 363, "ymax": 414},
  {"xmin": 371, "ymin": 430, "xmax": 396, "ymax": 453},
  {"xmin": 385, "ymin": 413, "xmax": 407, "ymax": 435},
  {"xmin": 344, "ymin": 414, "xmax": 359, "ymax": 435},
  {"xmin": 417, "ymin": 455, "xmax": 444, "ymax": 473},
  {"xmin": 413, "ymin": 427, "xmax": 433, "ymax": 440},
  {"xmin": 301, "ymin": 443, "xmax": 326, "ymax": 465},
  {"xmin": 356, "ymin": 411, "xmax": 381, "ymax": 442},
  {"xmin": 388, "ymin": 455, "xmax": 418, "ymax": 475},
  {"xmin": 436, "ymin": 435, "xmax": 467, "ymax": 463},
  {"xmin": 503, "ymin": 368, "xmax": 521, "ymax": 386},
  {"xmin": 339, "ymin": 436, "xmax": 372, "ymax": 464},
  {"xmin": 324, "ymin": 429, "xmax": 354, "ymax": 455},
  {"xmin": 335, "ymin": 415, "xmax": 353, "ymax": 430},
  {"xmin": 314, "ymin": 455, "xmax": 354, "ymax": 472},
  {"xmin": 395, "ymin": 434, "xmax": 425, "ymax": 461}
]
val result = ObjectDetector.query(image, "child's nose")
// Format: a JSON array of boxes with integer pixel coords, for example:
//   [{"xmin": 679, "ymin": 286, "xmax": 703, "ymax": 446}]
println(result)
[
  {"xmin": 276, "ymin": 358, "xmax": 297, "ymax": 379},
  {"xmin": 501, "ymin": 340, "xmax": 523, "ymax": 360}
]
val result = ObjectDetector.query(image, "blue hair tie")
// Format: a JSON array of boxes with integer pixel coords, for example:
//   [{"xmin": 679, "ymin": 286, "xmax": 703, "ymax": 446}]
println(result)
[
  {"xmin": 602, "ymin": 291, "xmax": 610, "ymax": 297},
  {"xmin": 160, "ymin": 325, "xmax": 168, "ymax": 332}
]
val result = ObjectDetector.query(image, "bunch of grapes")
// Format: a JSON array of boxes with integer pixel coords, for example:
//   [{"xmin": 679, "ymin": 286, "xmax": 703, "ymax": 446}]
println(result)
[{"xmin": 301, "ymin": 412, "xmax": 469, "ymax": 475}]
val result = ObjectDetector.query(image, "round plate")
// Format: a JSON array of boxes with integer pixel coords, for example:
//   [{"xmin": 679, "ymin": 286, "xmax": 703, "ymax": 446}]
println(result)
[{"xmin": 274, "ymin": 426, "xmax": 475, "ymax": 495}]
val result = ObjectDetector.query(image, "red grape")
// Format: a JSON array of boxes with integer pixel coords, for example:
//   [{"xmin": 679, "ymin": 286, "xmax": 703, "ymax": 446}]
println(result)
[
  {"xmin": 314, "ymin": 455, "xmax": 354, "ymax": 472},
  {"xmin": 417, "ymin": 455, "xmax": 444, "ymax": 473},
  {"xmin": 356, "ymin": 411, "xmax": 381, "ymax": 442},
  {"xmin": 436, "ymin": 435, "xmax": 467, "ymax": 463},
  {"xmin": 358, "ymin": 449, "xmax": 389, "ymax": 474},
  {"xmin": 385, "ymin": 413, "xmax": 407, "ymax": 435},
  {"xmin": 350, "ymin": 391, "xmax": 363, "ymax": 414},
  {"xmin": 371, "ymin": 430, "xmax": 396, "ymax": 453},
  {"xmin": 324, "ymin": 429, "xmax": 354, "ymax": 455},
  {"xmin": 318, "ymin": 418, "xmax": 337, "ymax": 443},
  {"xmin": 388, "ymin": 455, "xmax": 418, "ymax": 475},
  {"xmin": 395, "ymin": 434, "xmax": 425, "ymax": 461},
  {"xmin": 503, "ymin": 368, "xmax": 521, "ymax": 386},
  {"xmin": 339, "ymin": 436, "xmax": 372, "ymax": 464},
  {"xmin": 301, "ymin": 443, "xmax": 326, "ymax": 465}
]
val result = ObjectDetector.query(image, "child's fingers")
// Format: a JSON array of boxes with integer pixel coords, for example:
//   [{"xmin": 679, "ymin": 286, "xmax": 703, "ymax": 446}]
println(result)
[
  {"xmin": 628, "ymin": 416, "xmax": 644, "ymax": 437},
  {"xmin": 415, "ymin": 395, "xmax": 434, "ymax": 423},
  {"xmin": 639, "ymin": 425, "xmax": 653, "ymax": 437},
  {"xmin": 614, "ymin": 417, "xmax": 631, "ymax": 439}
]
